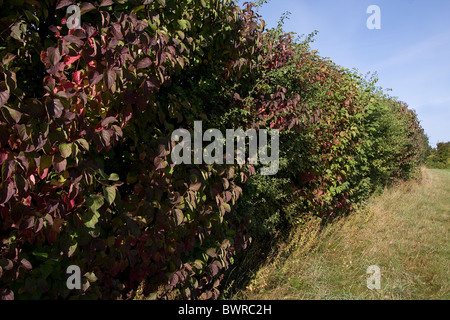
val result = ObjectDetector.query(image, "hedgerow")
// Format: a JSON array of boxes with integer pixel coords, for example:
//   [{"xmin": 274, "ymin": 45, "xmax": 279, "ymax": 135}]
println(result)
[
  {"xmin": 0, "ymin": 0, "xmax": 429, "ymax": 300},
  {"xmin": 226, "ymin": 27, "xmax": 429, "ymax": 240}
]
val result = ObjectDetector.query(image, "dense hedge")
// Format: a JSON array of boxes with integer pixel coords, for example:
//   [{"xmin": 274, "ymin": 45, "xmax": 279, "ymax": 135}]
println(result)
[
  {"xmin": 0, "ymin": 0, "xmax": 265, "ymax": 300},
  {"xmin": 225, "ymin": 28, "xmax": 429, "ymax": 238},
  {"xmin": 0, "ymin": 0, "xmax": 429, "ymax": 300}
]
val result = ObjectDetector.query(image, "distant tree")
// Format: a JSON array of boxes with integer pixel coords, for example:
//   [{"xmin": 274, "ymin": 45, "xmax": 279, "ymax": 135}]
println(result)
[{"xmin": 427, "ymin": 142, "xmax": 450, "ymax": 169}]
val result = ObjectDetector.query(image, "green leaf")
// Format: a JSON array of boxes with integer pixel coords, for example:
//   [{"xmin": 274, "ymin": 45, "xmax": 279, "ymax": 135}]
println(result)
[
  {"xmin": 108, "ymin": 173, "xmax": 120, "ymax": 181},
  {"xmin": 84, "ymin": 272, "xmax": 98, "ymax": 282},
  {"xmin": 40, "ymin": 155, "xmax": 52, "ymax": 169},
  {"xmin": 59, "ymin": 143, "xmax": 72, "ymax": 158},
  {"xmin": 86, "ymin": 194, "xmax": 104, "ymax": 212},
  {"xmin": 83, "ymin": 209, "xmax": 100, "ymax": 229},
  {"xmin": 71, "ymin": 142, "xmax": 79, "ymax": 157},
  {"xmin": 222, "ymin": 202, "xmax": 231, "ymax": 213},
  {"xmin": 10, "ymin": 21, "xmax": 26, "ymax": 41},
  {"xmin": 76, "ymin": 138, "xmax": 89, "ymax": 152},
  {"xmin": 206, "ymin": 248, "xmax": 217, "ymax": 258},
  {"xmin": 176, "ymin": 30, "xmax": 185, "ymax": 40},
  {"xmin": 192, "ymin": 260, "xmax": 203, "ymax": 270},
  {"xmin": 68, "ymin": 242, "xmax": 77, "ymax": 257},
  {"xmin": 131, "ymin": 4, "xmax": 145, "ymax": 15},
  {"xmin": 178, "ymin": 19, "xmax": 188, "ymax": 30},
  {"xmin": 174, "ymin": 209, "xmax": 183, "ymax": 226},
  {"xmin": 1, "ymin": 105, "xmax": 21, "ymax": 123},
  {"xmin": 103, "ymin": 186, "xmax": 116, "ymax": 205},
  {"xmin": 39, "ymin": 263, "xmax": 53, "ymax": 279},
  {"xmin": 32, "ymin": 250, "xmax": 48, "ymax": 259},
  {"xmin": 24, "ymin": 10, "xmax": 40, "ymax": 26}
]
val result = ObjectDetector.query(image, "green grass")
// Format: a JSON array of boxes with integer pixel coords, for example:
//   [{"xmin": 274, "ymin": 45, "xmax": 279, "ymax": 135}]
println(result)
[{"xmin": 236, "ymin": 168, "xmax": 450, "ymax": 300}]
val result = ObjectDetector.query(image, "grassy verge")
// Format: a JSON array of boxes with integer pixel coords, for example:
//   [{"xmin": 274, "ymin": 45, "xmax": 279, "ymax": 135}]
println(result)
[{"xmin": 235, "ymin": 168, "xmax": 450, "ymax": 300}]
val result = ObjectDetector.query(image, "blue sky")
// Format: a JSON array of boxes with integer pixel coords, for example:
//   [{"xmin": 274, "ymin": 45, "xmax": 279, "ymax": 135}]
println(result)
[{"xmin": 238, "ymin": 0, "xmax": 450, "ymax": 147}]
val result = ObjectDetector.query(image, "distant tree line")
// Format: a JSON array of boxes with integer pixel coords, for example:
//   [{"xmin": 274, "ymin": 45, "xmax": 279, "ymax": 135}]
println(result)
[{"xmin": 427, "ymin": 142, "xmax": 450, "ymax": 169}]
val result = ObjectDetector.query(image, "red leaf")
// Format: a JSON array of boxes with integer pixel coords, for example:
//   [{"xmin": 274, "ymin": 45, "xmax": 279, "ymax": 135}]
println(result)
[
  {"xmin": 209, "ymin": 261, "xmax": 221, "ymax": 276},
  {"xmin": 0, "ymin": 82, "xmax": 9, "ymax": 107},
  {"xmin": 99, "ymin": 129, "xmax": 111, "ymax": 147},
  {"xmin": 154, "ymin": 157, "xmax": 167, "ymax": 171},
  {"xmin": 0, "ymin": 180, "xmax": 15, "ymax": 205},
  {"xmin": 89, "ymin": 70, "xmax": 103, "ymax": 86},
  {"xmin": 20, "ymin": 258, "xmax": 32, "ymax": 270},
  {"xmin": 224, "ymin": 191, "xmax": 232, "ymax": 202},
  {"xmin": 2, "ymin": 53, "xmax": 16, "ymax": 65},
  {"xmin": 20, "ymin": 215, "xmax": 35, "ymax": 230},
  {"xmin": 39, "ymin": 168, "xmax": 49, "ymax": 179},
  {"xmin": 14, "ymin": 173, "xmax": 28, "ymax": 194},
  {"xmin": 101, "ymin": 116, "xmax": 116, "ymax": 127},
  {"xmin": 35, "ymin": 218, "xmax": 44, "ymax": 233},
  {"xmin": 156, "ymin": 140, "xmax": 170, "ymax": 157},
  {"xmin": 63, "ymin": 35, "xmax": 84, "ymax": 46},
  {"xmin": 0, "ymin": 289, "xmax": 14, "ymax": 300},
  {"xmin": 47, "ymin": 47, "xmax": 61, "ymax": 66},
  {"xmin": 53, "ymin": 156, "xmax": 67, "ymax": 172},
  {"xmin": 56, "ymin": 0, "xmax": 73, "ymax": 9},
  {"xmin": 145, "ymin": 77, "xmax": 160, "ymax": 90},
  {"xmin": 110, "ymin": 24, "xmax": 123, "ymax": 40},
  {"xmin": 104, "ymin": 69, "xmax": 116, "ymax": 90},
  {"xmin": 80, "ymin": 2, "xmax": 96, "ymax": 14},
  {"xmin": 100, "ymin": 0, "xmax": 113, "ymax": 6},
  {"xmin": 0, "ymin": 150, "xmax": 8, "ymax": 165},
  {"xmin": 169, "ymin": 273, "xmax": 179, "ymax": 287},
  {"xmin": 123, "ymin": 105, "xmax": 133, "ymax": 123},
  {"xmin": 2, "ymin": 160, "xmax": 15, "ymax": 182},
  {"xmin": 73, "ymin": 71, "xmax": 82, "ymax": 84},
  {"xmin": 137, "ymin": 57, "xmax": 152, "ymax": 69},
  {"xmin": 189, "ymin": 182, "xmax": 202, "ymax": 192},
  {"xmin": 64, "ymin": 54, "xmax": 81, "ymax": 66},
  {"xmin": 40, "ymin": 50, "xmax": 48, "ymax": 64},
  {"xmin": 46, "ymin": 99, "xmax": 64, "ymax": 119}
]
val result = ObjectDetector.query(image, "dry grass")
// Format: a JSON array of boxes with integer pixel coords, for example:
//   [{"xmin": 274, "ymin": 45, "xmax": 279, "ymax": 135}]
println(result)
[{"xmin": 236, "ymin": 168, "xmax": 450, "ymax": 300}]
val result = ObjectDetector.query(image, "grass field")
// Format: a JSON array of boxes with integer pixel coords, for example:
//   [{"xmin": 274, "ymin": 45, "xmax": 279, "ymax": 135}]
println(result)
[{"xmin": 236, "ymin": 168, "xmax": 450, "ymax": 300}]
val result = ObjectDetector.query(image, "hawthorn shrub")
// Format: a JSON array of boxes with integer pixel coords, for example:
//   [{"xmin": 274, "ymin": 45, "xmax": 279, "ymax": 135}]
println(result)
[{"xmin": 225, "ymin": 28, "xmax": 429, "ymax": 239}]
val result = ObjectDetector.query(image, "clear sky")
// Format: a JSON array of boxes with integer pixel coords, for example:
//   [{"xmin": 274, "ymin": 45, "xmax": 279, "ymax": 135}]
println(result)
[{"xmin": 238, "ymin": 0, "xmax": 450, "ymax": 147}]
